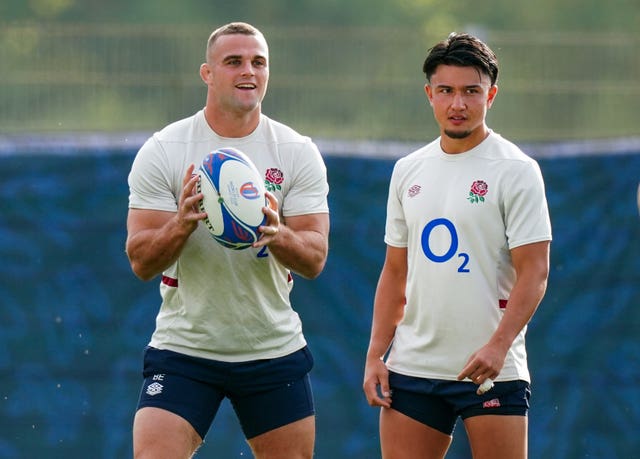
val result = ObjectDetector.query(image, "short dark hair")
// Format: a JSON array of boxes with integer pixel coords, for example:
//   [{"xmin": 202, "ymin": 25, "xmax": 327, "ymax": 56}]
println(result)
[
  {"xmin": 206, "ymin": 22, "xmax": 265, "ymax": 61},
  {"xmin": 422, "ymin": 32, "xmax": 499, "ymax": 86}
]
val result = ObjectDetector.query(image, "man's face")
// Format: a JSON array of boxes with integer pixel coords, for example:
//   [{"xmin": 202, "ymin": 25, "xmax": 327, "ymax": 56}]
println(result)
[
  {"xmin": 425, "ymin": 64, "xmax": 497, "ymax": 152},
  {"xmin": 201, "ymin": 33, "xmax": 269, "ymax": 115}
]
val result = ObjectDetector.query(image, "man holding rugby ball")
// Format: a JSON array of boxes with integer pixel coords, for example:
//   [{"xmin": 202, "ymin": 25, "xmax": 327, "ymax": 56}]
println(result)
[{"xmin": 126, "ymin": 22, "xmax": 329, "ymax": 459}]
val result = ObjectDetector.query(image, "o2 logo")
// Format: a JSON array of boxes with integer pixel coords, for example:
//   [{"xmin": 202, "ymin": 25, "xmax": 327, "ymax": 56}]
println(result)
[{"xmin": 420, "ymin": 218, "xmax": 470, "ymax": 273}]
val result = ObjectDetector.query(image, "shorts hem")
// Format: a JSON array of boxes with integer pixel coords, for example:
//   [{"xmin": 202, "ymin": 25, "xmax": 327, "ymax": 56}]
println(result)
[
  {"xmin": 461, "ymin": 406, "xmax": 528, "ymax": 420},
  {"xmin": 136, "ymin": 403, "xmax": 206, "ymax": 439},
  {"xmin": 245, "ymin": 410, "xmax": 316, "ymax": 440}
]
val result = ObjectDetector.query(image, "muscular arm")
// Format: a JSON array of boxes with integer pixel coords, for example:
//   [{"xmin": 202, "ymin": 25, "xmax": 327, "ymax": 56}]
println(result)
[
  {"xmin": 259, "ymin": 211, "xmax": 329, "ymax": 280},
  {"xmin": 125, "ymin": 166, "xmax": 206, "ymax": 281},
  {"xmin": 457, "ymin": 240, "xmax": 550, "ymax": 384},
  {"xmin": 363, "ymin": 246, "xmax": 407, "ymax": 407}
]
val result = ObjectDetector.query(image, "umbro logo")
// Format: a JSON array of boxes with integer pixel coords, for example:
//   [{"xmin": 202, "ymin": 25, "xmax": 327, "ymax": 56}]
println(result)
[
  {"xmin": 408, "ymin": 184, "xmax": 421, "ymax": 198},
  {"xmin": 146, "ymin": 382, "xmax": 164, "ymax": 396}
]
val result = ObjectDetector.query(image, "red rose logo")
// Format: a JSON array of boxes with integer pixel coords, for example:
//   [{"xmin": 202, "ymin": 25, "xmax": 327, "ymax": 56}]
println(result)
[
  {"xmin": 468, "ymin": 180, "xmax": 488, "ymax": 203},
  {"xmin": 471, "ymin": 180, "xmax": 488, "ymax": 196},
  {"xmin": 264, "ymin": 168, "xmax": 284, "ymax": 192},
  {"xmin": 265, "ymin": 168, "xmax": 284, "ymax": 185}
]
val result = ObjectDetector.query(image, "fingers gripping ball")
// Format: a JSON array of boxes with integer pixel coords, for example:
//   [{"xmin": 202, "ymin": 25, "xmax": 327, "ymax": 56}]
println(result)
[{"xmin": 197, "ymin": 148, "xmax": 267, "ymax": 250}]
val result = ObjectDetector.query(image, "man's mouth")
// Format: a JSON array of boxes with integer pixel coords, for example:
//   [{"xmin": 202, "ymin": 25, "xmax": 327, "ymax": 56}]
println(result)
[
  {"xmin": 236, "ymin": 83, "xmax": 256, "ymax": 90},
  {"xmin": 448, "ymin": 115, "xmax": 466, "ymax": 124}
]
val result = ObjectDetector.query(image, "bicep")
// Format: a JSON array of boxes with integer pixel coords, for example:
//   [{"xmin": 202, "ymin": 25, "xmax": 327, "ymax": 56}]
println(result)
[
  {"xmin": 374, "ymin": 246, "xmax": 408, "ymax": 324},
  {"xmin": 383, "ymin": 245, "xmax": 408, "ymax": 273},
  {"xmin": 377, "ymin": 246, "xmax": 408, "ymax": 300},
  {"xmin": 511, "ymin": 240, "xmax": 550, "ymax": 283}
]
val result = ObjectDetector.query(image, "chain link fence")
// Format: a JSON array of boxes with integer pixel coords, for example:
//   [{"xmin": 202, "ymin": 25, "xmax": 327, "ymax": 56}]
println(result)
[{"xmin": 1, "ymin": 23, "xmax": 638, "ymax": 142}]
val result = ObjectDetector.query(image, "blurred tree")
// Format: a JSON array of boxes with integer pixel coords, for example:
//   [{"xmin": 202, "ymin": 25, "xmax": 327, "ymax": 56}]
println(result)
[
  {"xmin": 0, "ymin": 0, "xmax": 637, "ymax": 139},
  {"xmin": 0, "ymin": 0, "xmax": 640, "ymax": 33},
  {"xmin": 1, "ymin": 0, "xmax": 637, "ymax": 31}
]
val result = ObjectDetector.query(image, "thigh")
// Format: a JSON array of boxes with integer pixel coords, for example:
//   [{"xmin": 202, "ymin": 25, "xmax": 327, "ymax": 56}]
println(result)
[
  {"xmin": 464, "ymin": 414, "xmax": 528, "ymax": 459},
  {"xmin": 247, "ymin": 415, "xmax": 315, "ymax": 459},
  {"xmin": 380, "ymin": 407, "xmax": 451, "ymax": 459},
  {"xmin": 231, "ymin": 373, "xmax": 315, "ymax": 439},
  {"xmin": 459, "ymin": 378, "xmax": 530, "ymax": 458},
  {"xmin": 388, "ymin": 372, "xmax": 459, "ymax": 435},
  {"xmin": 133, "ymin": 407, "xmax": 202, "ymax": 459},
  {"xmin": 137, "ymin": 347, "xmax": 226, "ymax": 440},
  {"xmin": 229, "ymin": 347, "xmax": 315, "ymax": 439}
]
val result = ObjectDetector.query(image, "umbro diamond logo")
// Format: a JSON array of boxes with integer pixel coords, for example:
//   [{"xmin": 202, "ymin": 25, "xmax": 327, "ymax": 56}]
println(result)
[
  {"xmin": 408, "ymin": 184, "xmax": 421, "ymax": 198},
  {"xmin": 146, "ymin": 382, "xmax": 164, "ymax": 396}
]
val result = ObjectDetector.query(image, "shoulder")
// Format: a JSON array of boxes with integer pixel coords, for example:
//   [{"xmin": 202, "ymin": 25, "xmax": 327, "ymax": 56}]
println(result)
[
  {"xmin": 480, "ymin": 132, "xmax": 537, "ymax": 164},
  {"xmin": 259, "ymin": 115, "xmax": 315, "ymax": 150},
  {"xmin": 132, "ymin": 112, "xmax": 203, "ymax": 180},
  {"xmin": 152, "ymin": 111, "xmax": 203, "ymax": 144},
  {"xmin": 472, "ymin": 134, "xmax": 546, "ymax": 192},
  {"xmin": 394, "ymin": 138, "xmax": 440, "ymax": 170}
]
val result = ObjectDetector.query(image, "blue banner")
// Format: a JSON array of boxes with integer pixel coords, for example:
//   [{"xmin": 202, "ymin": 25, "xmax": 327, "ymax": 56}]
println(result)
[{"xmin": 1, "ymin": 148, "xmax": 639, "ymax": 458}]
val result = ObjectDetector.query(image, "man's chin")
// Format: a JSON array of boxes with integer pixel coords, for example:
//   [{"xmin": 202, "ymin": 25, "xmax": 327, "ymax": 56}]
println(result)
[{"xmin": 444, "ymin": 129, "xmax": 471, "ymax": 140}]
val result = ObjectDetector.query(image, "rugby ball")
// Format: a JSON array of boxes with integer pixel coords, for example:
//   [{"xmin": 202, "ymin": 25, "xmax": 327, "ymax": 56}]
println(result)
[{"xmin": 197, "ymin": 148, "xmax": 267, "ymax": 250}]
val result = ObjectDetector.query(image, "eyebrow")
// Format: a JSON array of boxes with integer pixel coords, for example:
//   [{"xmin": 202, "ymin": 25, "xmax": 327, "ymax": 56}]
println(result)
[
  {"xmin": 435, "ymin": 83, "xmax": 483, "ymax": 89},
  {"xmin": 222, "ymin": 54, "xmax": 267, "ymax": 61}
]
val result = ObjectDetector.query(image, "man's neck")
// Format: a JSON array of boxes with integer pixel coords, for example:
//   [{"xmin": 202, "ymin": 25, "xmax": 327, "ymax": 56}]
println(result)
[
  {"xmin": 440, "ymin": 126, "xmax": 490, "ymax": 154},
  {"xmin": 203, "ymin": 106, "xmax": 261, "ymax": 138}
]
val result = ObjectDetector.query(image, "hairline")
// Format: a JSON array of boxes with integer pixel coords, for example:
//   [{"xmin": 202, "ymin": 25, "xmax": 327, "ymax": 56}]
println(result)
[
  {"xmin": 423, "ymin": 33, "xmax": 499, "ymax": 86},
  {"xmin": 205, "ymin": 22, "xmax": 267, "ymax": 62}
]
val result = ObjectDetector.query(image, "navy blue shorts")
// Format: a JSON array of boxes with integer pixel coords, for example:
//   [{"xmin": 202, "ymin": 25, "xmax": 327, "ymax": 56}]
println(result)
[
  {"xmin": 136, "ymin": 346, "xmax": 315, "ymax": 440},
  {"xmin": 388, "ymin": 371, "xmax": 530, "ymax": 435}
]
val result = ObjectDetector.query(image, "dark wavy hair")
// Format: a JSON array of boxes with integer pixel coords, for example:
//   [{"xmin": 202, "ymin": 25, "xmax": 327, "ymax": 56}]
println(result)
[{"xmin": 422, "ymin": 32, "xmax": 499, "ymax": 86}]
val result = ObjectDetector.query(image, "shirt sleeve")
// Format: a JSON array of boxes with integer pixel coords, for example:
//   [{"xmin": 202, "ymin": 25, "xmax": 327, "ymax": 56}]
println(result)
[
  {"xmin": 281, "ymin": 138, "xmax": 329, "ymax": 217},
  {"xmin": 384, "ymin": 160, "xmax": 409, "ymax": 248},
  {"xmin": 128, "ymin": 136, "xmax": 179, "ymax": 212},
  {"xmin": 503, "ymin": 159, "xmax": 553, "ymax": 249}
]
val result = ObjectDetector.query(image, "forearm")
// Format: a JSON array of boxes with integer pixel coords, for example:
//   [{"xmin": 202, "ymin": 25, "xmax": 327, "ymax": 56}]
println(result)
[
  {"xmin": 267, "ymin": 224, "xmax": 328, "ymax": 279},
  {"xmin": 366, "ymin": 300, "xmax": 403, "ymax": 362},
  {"xmin": 366, "ymin": 327, "xmax": 396, "ymax": 363},
  {"xmin": 488, "ymin": 240, "xmax": 550, "ymax": 350},
  {"xmin": 457, "ymin": 242, "xmax": 550, "ymax": 384},
  {"xmin": 126, "ymin": 215, "xmax": 194, "ymax": 281},
  {"xmin": 366, "ymin": 262, "xmax": 407, "ymax": 361}
]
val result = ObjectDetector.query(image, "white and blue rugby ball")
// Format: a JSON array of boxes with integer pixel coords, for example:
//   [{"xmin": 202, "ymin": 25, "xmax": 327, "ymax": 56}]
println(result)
[{"xmin": 197, "ymin": 148, "xmax": 267, "ymax": 250}]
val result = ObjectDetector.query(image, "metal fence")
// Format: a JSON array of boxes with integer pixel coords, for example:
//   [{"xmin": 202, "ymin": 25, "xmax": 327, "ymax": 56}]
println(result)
[{"xmin": 1, "ymin": 23, "xmax": 639, "ymax": 142}]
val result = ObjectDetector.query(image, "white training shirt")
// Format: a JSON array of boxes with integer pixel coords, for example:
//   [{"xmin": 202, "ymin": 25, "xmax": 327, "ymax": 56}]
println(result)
[
  {"xmin": 128, "ymin": 110, "xmax": 329, "ymax": 362},
  {"xmin": 384, "ymin": 131, "xmax": 552, "ymax": 382}
]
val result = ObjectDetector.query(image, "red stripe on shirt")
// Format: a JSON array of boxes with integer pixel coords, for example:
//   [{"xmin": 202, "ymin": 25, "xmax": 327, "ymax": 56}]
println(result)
[{"xmin": 162, "ymin": 275, "xmax": 178, "ymax": 287}]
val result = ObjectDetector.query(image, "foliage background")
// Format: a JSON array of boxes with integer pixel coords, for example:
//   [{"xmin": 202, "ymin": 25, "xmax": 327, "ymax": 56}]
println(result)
[
  {"xmin": 1, "ymin": 0, "xmax": 639, "ymax": 141},
  {"xmin": 1, "ymin": 142, "xmax": 639, "ymax": 458}
]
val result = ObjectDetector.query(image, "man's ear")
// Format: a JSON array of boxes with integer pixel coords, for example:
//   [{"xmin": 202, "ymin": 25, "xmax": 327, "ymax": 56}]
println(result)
[
  {"xmin": 424, "ymin": 84, "xmax": 433, "ymax": 106},
  {"xmin": 199, "ymin": 63, "xmax": 211, "ymax": 85},
  {"xmin": 487, "ymin": 84, "xmax": 498, "ymax": 108}
]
